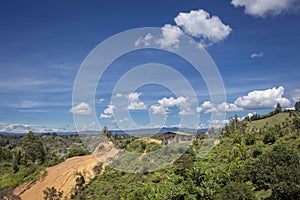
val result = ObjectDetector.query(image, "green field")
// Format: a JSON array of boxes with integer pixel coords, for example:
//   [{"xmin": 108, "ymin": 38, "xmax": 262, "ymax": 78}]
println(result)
[{"xmin": 246, "ymin": 112, "xmax": 299, "ymax": 132}]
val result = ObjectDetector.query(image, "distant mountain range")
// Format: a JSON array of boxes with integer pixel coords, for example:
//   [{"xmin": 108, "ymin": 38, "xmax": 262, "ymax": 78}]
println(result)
[{"xmin": 0, "ymin": 127, "xmax": 208, "ymax": 136}]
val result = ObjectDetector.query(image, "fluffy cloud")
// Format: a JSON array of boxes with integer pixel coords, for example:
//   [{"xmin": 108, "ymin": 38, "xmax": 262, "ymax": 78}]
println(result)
[
  {"xmin": 158, "ymin": 96, "xmax": 187, "ymax": 107},
  {"xmin": 128, "ymin": 101, "xmax": 147, "ymax": 110},
  {"xmin": 114, "ymin": 92, "xmax": 147, "ymax": 110},
  {"xmin": 100, "ymin": 104, "xmax": 115, "ymax": 118},
  {"xmin": 197, "ymin": 86, "xmax": 291, "ymax": 114},
  {"xmin": 135, "ymin": 33, "xmax": 153, "ymax": 47},
  {"xmin": 127, "ymin": 92, "xmax": 147, "ymax": 110},
  {"xmin": 250, "ymin": 52, "xmax": 263, "ymax": 58},
  {"xmin": 292, "ymin": 89, "xmax": 300, "ymax": 102},
  {"xmin": 231, "ymin": 0, "xmax": 299, "ymax": 17},
  {"xmin": 150, "ymin": 96, "xmax": 194, "ymax": 115},
  {"xmin": 128, "ymin": 92, "xmax": 142, "ymax": 101},
  {"xmin": 174, "ymin": 9, "xmax": 232, "ymax": 46},
  {"xmin": 150, "ymin": 104, "xmax": 168, "ymax": 115},
  {"xmin": 0, "ymin": 122, "xmax": 69, "ymax": 133},
  {"xmin": 70, "ymin": 102, "xmax": 92, "ymax": 115},
  {"xmin": 234, "ymin": 86, "xmax": 290, "ymax": 109},
  {"xmin": 197, "ymin": 101, "xmax": 243, "ymax": 114},
  {"xmin": 156, "ymin": 24, "xmax": 183, "ymax": 49},
  {"xmin": 196, "ymin": 101, "xmax": 214, "ymax": 113},
  {"xmin": 136, "ymin": 9, "xmax": 231, "ymax": 48},
  {"xmin": 208, "ymin": 119, "xmax": 230, "ymax": 129}
]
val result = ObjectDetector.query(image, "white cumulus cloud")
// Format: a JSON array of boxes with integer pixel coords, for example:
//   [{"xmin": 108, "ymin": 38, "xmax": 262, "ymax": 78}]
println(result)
[
  {"xmin": 197, "ymin": 101, "xmax": 243, "ymax": 114},
  {"xmin": 197, "ymin": 86, "xmax": 291, "ymax": 113},
  {"xmin": 208, "ymin": 119, "xmax": 230, "ymax": 129},
  {"xmin": 150, "ymin": 104, "xmax": 168, "ymax": 115},
  {"xmin": 292, "ymin": 89, "xmax": 300, "ymax": 102},
  {"xmin": 100, "ymin": 104, "xmax": 115, "ymax": 118},
  {"xmin": 70, "ymin": 102, "xmax": 92, "ymax": 115},
  {"xmin": 231, "ymin": 0, "xmax": 300, "ymax": 17},
  {"xmin": 127, "ymin": 92, "xmax": 147, "ymax": 110},
  {"xmin": 234, "ymin": 86, "xmax": 290, "ymax": 109},
  {"xmin": 150, "ymin": 96, "xmax": 194, "ymax": 115},
  {"xmin": 0, "ymin": 122, "xmax": 69, "ymax": 133},
  {"xmin": 174, "ymin": 9, "xmax": 232, "ymax": 46},
  {"xmin": 156, "ymin": 24, "xmax": 183, "ymax": 49}
]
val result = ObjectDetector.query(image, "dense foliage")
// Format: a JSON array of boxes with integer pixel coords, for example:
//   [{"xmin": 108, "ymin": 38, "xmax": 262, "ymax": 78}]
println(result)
[
  {"xmin": 0, "ymin": 132, "xmax": 87, "ymax": 197},
  {"xmin": 1, "ymin": 110, "xmax": 300, "ymax": 199},
  {"xmin": 75, "ymin": 111, "xmax": 300, "ymax": 199}
]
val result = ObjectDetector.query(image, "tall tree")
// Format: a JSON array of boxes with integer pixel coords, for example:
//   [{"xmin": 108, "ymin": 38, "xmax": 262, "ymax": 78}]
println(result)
[
  {"xmin": 274, "ymin": 103, "xmax": 282, "ymax": 114},
  {"xmin": 21, "ymin": 131, "xmax": 45, "ymax": 164},
  {"xmin": 295, "ymin": 101, "xmax": 300, "ymax": 111},
  {"xmin": 102, "ymin": 126, "xmax": 112, "ymax": 139}
]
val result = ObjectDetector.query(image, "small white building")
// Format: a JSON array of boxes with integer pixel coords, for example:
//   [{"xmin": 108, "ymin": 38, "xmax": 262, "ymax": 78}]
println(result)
[{"xmin": 285, "ymin": 107, "xmax": 295, "ymax": 111}]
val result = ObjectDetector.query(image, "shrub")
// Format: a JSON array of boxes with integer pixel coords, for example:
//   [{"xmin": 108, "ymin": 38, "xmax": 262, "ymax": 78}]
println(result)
[
  {"xmin": 248, "ymin": 145, "xmax": 300, "ymax": 199},
  {"xmin": 43, "ymin": 187, "xmax": 63, "ymax": 200},
  {"xmin": 245, "ymin": 134, "xmax": 256, "ymax": 146},
  {"xmin": 217, "ymin": 181, "xmax": 255, "ymax": 200},
  {"xmin": 67, "ymin": 146, "xmax": 89, "ymax": 158},
  {"xmin": 263, "ymin": 132, "xmax": 276, "ymax": 144}
]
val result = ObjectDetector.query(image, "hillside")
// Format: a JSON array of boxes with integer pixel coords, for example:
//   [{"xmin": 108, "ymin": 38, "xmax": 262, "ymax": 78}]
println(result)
[
  {"xmin": 245, "ymin": 112, "xmax": 299, "ymax": 132},
  {"xmin": 17, "ymin": 155, "xmax": 100, "ymax": 200},
  {"xmin": 74, "ymin": 111, "xmax": 300, "ymax": 199},
  {"xmin": 3, "ymin": 111, "xmax": 299, "ymax": 199},
  {"xmin": 12, "ymin": 141, "xmax": 119, "ymax": 200}
]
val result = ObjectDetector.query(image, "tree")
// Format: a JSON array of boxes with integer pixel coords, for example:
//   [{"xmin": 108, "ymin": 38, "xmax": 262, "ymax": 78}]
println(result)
[
  {"xmin": 263, "ymin": 132, "xmax": 276, "ymax": 144},
  {"xmin": 218, "ymin": 182, "xmax": 255, "ymax": 200},
  {"xmin": 102, "ymin": 126, "xmax": 112, "ymax": 139},
  {"xmin": 71, "ymin": 171, "xmax": 85, "ymax": 198},
  {"xmin": 275, "ymin": 103, "xmax": 282, "ymax": 114},
  {"xmin": 248, "ymin": 145, "xmax": 300, "ymax": 199},
  {"xmin": 21, "ymin": 131, "xmax": 45, "ymax": 164},
  {"xmin": 293, "ymin": 117, "xmax": 300, "ymax": 132},
  {"xmin": 295, "ymin": 101, "xmax": 300, "ymax": 111}
]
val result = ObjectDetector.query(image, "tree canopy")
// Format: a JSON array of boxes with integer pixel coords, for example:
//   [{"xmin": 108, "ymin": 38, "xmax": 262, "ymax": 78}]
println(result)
[{"xmin": 21, "ymin": 131, "xmax": 45, "ymax": 164}]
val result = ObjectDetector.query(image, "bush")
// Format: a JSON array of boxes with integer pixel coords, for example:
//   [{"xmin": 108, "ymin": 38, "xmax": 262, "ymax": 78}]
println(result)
[
  {"xmin": 217, "ymin": 181, "xmax": 255, "ymax": 200},
  {"xmin": 245, "ymin": 134, "xmax": 256, "ymax": 145},
  {"xmin": 252, "ymin": 147, "xmax": 262, "ymax": 158},
  {"xmin": 263, "ymin": 132, "xmax": 276, "ymax": 144},
  {"xmin": 248, "ymin": 145, "xmax": 300, "ymax": 199},
  {"xmin": 67, "ymin": 146, "xmax": 89, "ymax": 158},
  {"xmin": 43, "ymin": 187, "xmax": 63, "ymax": 200}
]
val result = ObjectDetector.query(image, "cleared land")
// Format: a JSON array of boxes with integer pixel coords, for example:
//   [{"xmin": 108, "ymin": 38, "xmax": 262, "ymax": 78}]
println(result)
[
  {"xmin": 246, "ymin": 112, "xmax": 297, "ymax": 132},
  {"xmin": 14, "ymin": 141, "xmax": 119, "ymax": 200}
]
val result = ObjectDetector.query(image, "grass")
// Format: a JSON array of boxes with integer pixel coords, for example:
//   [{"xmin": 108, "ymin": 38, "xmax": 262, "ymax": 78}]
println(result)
[{"xmin": 246, "ymin": 112, "xmax": 294, "ymax": 131}]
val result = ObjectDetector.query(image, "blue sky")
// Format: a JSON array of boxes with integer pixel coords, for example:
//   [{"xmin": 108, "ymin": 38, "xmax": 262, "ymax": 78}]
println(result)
[{"xmin": 0, "ymin": 0, "xmax": 300, "ymax": 133}]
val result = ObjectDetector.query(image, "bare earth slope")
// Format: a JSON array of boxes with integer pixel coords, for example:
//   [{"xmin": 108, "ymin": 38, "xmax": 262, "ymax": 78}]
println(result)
[{"xmin": 14, "ymin": 141, "xmax": 119, "ymax": 200}]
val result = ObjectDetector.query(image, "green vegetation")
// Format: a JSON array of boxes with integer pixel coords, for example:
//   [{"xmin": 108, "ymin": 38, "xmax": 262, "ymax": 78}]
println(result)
[
  {"xmin": 0, "ymin": 132, "xmax": 88, "ymax": 197},
  {"xmin": 295, "ymin": 101, "xmax": 300, "ymax": 111},
  {"xmin": 125, "ymin": 140, "xmax": 162, "ymax": 153},
  {"xmin": 75, "ymin": 110, "xmax": 300, "ymax": 199},
  {"xmin": 1, "ymin": 108, "xmax": 300, "ymax": 199}
]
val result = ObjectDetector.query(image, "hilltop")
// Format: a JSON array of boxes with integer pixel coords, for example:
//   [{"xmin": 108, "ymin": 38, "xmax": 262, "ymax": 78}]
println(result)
[{"xmin": 245, "ymin": 112, "xmax": 299, "ymax": 132}]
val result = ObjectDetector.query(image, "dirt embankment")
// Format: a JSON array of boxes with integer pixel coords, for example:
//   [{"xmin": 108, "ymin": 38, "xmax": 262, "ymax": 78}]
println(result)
[{"xmin": 13, "ymin": 141, "xmax": 119, "ymax": 200}]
